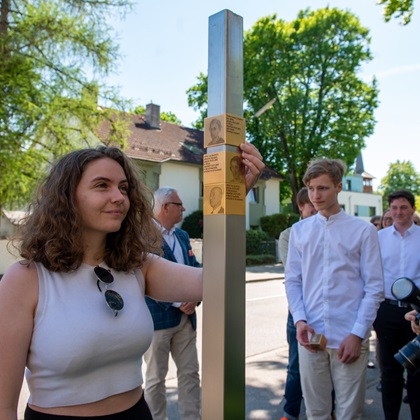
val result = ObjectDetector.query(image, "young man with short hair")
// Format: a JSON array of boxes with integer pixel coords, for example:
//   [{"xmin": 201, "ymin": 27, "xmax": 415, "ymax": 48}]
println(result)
[
  {"xmin": 374, "ymin": 190, "xmax": 420, "ymax": 419},
  {"xmin": 285, "ymin": 158, "xmax": 384, "ymax": 420}
]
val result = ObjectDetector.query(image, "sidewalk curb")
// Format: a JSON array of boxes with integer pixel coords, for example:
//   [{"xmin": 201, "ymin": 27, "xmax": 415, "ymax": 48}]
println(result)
[{"xmin": 246, "ymin": 274, "xmax": 284, "ymax": 283}]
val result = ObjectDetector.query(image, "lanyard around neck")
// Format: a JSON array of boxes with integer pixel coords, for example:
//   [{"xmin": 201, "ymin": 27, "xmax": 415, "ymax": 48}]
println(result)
[{"xmin": 171, "ymin": 235, "xmax": 176, "ymax": 254}]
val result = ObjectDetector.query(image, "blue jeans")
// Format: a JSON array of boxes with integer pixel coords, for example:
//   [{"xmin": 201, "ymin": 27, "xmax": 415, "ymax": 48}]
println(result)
[{"xmin": 283, "ymin": 311, "xmax": 303, "ymax": 418}]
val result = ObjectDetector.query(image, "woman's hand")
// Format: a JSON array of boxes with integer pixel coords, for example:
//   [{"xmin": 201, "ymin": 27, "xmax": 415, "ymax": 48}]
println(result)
[{"xmin": 240, "ymin": 142, "xmax": 265, "ymax": 194}]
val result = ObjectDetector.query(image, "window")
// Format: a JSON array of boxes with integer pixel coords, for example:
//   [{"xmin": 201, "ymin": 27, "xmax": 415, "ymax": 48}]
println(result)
[
  {"xmin": 250, "ymin": 187, "xmax": 260, "ymax": 203},
  {"xmin": 346, "ymin": 180, "xmax": 352, "ymax": 191}
]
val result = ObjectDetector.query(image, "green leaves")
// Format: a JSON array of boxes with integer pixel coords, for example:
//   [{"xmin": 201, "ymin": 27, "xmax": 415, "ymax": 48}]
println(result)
[
  {"xmin": 378, "ymin": 0, "xmax": 414, "ymax": 25},
  {"xmin": 186, "ymin": 72, "xmax": 208, "ymax": 130},
  {"xmin": 0, "ymin": 0, "xmax": 131, "ymax": 207},
  {"xmin": 379, "ymin": 160, "xmax": 420, "ymax": 207},
  {"xmin": 187, "ymin": 8, "xmax": 379, "ymax": 211},
  {"xmin": 244, "ymin": 8, "xmax": 378, "ymax": 211}
]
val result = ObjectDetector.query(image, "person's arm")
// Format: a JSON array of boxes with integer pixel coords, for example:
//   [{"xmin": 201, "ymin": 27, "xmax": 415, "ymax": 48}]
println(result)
[
  {"xmin": 339, "ymin": 225, "xmax": 384, "ymax": 363},
  {"xmin": 405, "ymin": 310, "xmax": 420, "ymax": 335},
  {"xmin": 284, "ymin": 228, "xmax": 309, "ymax": 338},
  {"xmin": 351, "ymin": 225, "xmax": 384, "ymax": 339},
  {"xmin": 240, "ymin": 142, "xmax": 265, "ymax": 194},
  {"xmin": 177, "ymin": 229, "xmax": 201, "ymax": 311},
  {"xmin": 0, "ymin": 262, "xmax": 38, "ymax": 420},
  {"xmin": 279, "ymin": 228, "xmax": 291, "ymax": 267},
  {"xmin": 142, "ymin": 254, "xmax": 202, "ymax": 303}
]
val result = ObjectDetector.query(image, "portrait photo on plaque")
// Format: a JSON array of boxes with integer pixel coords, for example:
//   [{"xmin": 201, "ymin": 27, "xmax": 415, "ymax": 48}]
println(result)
[
  {"xmin": 228, "ymin": 154, "xmax": 245, "ymax": 184},
  {"xmin": 204, "ymin": 113, "xmax": 245, "ymax": 148},
  {"xmin": 204, "ymin": 184, "xmax": 225, "ymax": 215},
  {"xmin": 205, "ymin": 117, "xmax": 225, "ymax": 147}
]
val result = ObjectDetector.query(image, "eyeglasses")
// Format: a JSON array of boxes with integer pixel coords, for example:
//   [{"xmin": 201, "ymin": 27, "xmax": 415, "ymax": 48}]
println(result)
[
  {"xmin": 166, "ymin": 202, "xmax": 183, "ymax": 207},
  {"xmin": 94, "ymin": 266, "xmax": 124, "ymax": 317}
]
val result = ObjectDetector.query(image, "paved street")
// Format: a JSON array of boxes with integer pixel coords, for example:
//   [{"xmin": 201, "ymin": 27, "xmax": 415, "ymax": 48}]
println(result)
[{"xmin": 18, "ymin": 264, "xmax": 411, "ymax": 419}]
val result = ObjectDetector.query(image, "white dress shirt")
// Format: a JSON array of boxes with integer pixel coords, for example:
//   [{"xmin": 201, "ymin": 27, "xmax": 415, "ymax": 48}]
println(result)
[
  {"xmin": 162, "ymin": 226, "xmax": 185, "ymax": 265},
  {"xmin": 285, "ymin": 210, "xmax": 384, "ymax": 348},
  {"xmin": 378, "ymin": 223, "xmax": 420, "ymax": 299},
  {"xmin": 161, "ymin": 225, "xmax": 185, "ymax": 307}
]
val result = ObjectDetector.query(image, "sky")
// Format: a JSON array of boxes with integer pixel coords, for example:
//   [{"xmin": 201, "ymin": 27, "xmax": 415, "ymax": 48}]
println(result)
[{"xmin": 105, "ymin": 0, "xmax": 420, "ymax": 190}]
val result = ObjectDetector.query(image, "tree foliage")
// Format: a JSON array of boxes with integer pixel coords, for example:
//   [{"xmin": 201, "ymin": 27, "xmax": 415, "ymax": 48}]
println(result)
[
  {"xmin": 378, "ymin": 0, "xmax": 415, "ymax": 25},
  {"xmin": 181, "ymin": 210, "xmax": 203, "ymax": 239},
  {"xmin": 379, "ymin": 160, "xmax": 420, "ymax": 206},
  {"xmin": 260, "ymin": 213, "xmax": 300, "ymax": 239},
  {"xmin": 132, "ymin": 105, "xmax": 182, "ymax": 125},
  {"xmin": 187, "ymin": 8, "xmax": 379, "ymax": 212},
  {"xmin": 0, "ymin": 0, "xmax": 131, "ymax": 207},
  {"xmin": 186, "ymin": 72, "xmax": 207, "ymax": 130}
]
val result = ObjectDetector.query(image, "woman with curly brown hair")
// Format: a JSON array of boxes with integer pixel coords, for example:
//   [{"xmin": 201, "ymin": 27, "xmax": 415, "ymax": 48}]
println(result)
[{"xmin": 0, "ymin": 143, "xmax": 264, "ymax": 419}]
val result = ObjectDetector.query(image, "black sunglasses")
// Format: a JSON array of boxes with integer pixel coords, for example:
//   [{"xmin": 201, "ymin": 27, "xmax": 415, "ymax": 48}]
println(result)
[{"xmin": 94, "ymin": 266, "xmax": 124, "ymax": 317}]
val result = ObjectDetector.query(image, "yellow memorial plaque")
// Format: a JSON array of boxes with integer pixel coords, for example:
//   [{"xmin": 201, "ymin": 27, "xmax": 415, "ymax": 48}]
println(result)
[
  {"xmin": 203, "ymin": 151, "xmax": 246, "ymax": 216},
  {"xmin": 204, "ymin": 113, "xmax": 246, "ymax": 148}
]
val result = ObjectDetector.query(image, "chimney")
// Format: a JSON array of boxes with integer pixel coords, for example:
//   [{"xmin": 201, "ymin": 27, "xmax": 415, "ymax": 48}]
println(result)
[{"xmin": 145, "ymin": 103, "xmax": 160, "ymax": 129}]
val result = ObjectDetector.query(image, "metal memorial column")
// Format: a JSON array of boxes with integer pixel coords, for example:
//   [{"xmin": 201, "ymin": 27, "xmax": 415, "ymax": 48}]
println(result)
[{"xmin": 202, "ymin": 10, "xmax": 246, "ymax": 419}]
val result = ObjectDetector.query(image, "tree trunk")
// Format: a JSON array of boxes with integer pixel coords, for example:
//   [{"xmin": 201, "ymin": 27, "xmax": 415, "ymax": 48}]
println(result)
[
  {"xmin": 289, "ymin": 169, "xmax": 300, "ymax": 214},
  {"xmin": 279, "ymin": 130, "xmax": 300, "ymax": 213},
  {"xmin": 0, "ymin": 0, "xmax": 9, "ymax": 36}
]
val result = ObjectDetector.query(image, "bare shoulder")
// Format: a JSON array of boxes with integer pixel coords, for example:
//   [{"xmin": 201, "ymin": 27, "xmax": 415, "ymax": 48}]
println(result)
[
  {"xmin": 140, "ymin": 253, "xmax": 160, "ymax": 278},
  {"xmin": 2, "ymin": 260, "xmax": 38, "ymax": 281},
  {"xmin": 0, "ymin": 261, "xmax": 38, "ymax": 307}
]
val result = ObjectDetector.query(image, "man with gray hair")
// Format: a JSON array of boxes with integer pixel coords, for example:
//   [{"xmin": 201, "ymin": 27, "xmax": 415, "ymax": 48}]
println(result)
[{"xmin": 144, "ymin": 187, "xmax": 201, "ymax": 420}]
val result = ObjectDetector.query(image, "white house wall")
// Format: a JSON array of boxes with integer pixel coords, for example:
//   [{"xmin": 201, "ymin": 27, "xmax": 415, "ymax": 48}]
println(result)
[
  {"xmin": 159, "ymin": 162, "xmax": 201, "ymax": 218},
  {"xmin": 338, "ymin": 190, "xmax": 382, "ymax": 221},
  {"xmin": 264, "ymin": 178, "xmax": 281, "ymax": 216}
]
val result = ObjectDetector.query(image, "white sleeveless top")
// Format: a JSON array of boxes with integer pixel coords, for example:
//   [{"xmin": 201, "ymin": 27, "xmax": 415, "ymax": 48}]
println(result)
[{"xmin": 26, "ymin": 262, "xmax": 153, "ymax": 407}]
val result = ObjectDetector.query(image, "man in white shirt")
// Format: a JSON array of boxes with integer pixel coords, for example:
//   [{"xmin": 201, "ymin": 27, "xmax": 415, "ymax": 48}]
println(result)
[
  {"xmin": 285, "ymin": 158, "xmax": 384, "ymax": 420},
  {"xmin": 374, "ymin": 190, "xmax": 420, "ymax": 420}
]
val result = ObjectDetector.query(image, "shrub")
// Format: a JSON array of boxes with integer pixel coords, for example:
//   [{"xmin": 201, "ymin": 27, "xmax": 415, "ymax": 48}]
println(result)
[
  {"xmin": 181, "ymin": 210, "xmax": 203, "ymax": 238},
  {"xmin": 246, "ymin": 254, "xmax": 277, "ymax": 266},
  {"xmin": 260, "ymin": 213, "xmax": 300, "ymax": 239},
  {"xmin": 246, "ymin": 229, "xmax": 271, "ymax": 255}
]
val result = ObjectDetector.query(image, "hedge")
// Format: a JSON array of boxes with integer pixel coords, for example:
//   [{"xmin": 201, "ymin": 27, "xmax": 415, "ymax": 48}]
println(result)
[
  {"xmin": 181, "ymin": 210, "xmax": 203, "ymax": 239},
  {"xmin": 260, "ymin": 213, "xmax": 300, "ymax": 239}
]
